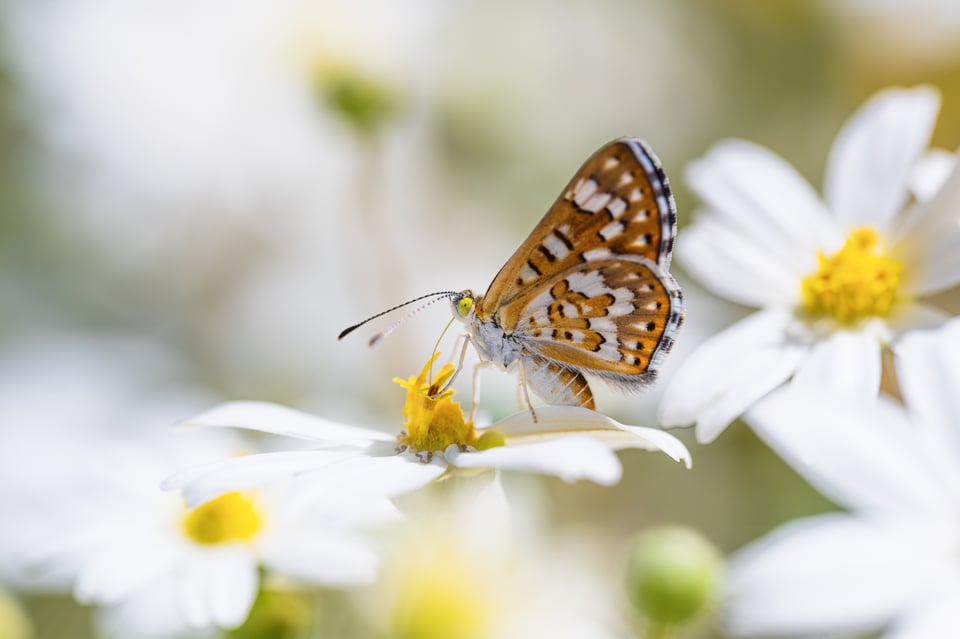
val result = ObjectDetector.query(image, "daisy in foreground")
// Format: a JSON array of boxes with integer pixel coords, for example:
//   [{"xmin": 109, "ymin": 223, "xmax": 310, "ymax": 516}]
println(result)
[
  {"xmin": 164, "ymin": 352, "xmax": 691, "ymax": 508},
  {"xmin": 659, "ymin": 85, "xmax": 960, "ymax": 443},
  {"xmin": 4, "ymin": 429, "xmax": 396, "ymax": 639},
  {"xmin": 723, "ymin": 319, "xmax": 960, "ymax": 638}
]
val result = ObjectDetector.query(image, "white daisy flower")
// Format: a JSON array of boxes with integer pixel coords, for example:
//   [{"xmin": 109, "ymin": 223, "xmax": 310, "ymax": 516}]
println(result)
[
  {"xmin": 364, "ymin": 478, "xmax": 628, "ymax": 639},
  {"xmin": 659, "ymin": 85, "xmax": 960, "ymax": 443},
  {"xmin": 164, "ymin": 352, "xmax": 691, "ymax": 508},
  {"xmin": 723, "ymin": 318, "xmax": 960, "ymax": 638},
  {"xmin": 4, "ymin": 429, "xmax": 396, "ymax": 639}
]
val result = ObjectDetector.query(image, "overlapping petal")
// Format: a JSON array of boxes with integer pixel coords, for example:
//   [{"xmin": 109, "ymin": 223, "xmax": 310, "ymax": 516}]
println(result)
[
  {"xmin": 893, "ymin": 159, "xmax": 960, "ymax": 295},
  {"xmin": 895, "ymin": 318, "xmax": 960, "ymax": 459},
  {"xmin": 686, "ymin": 140, "xmax": 839, "ymax": 263},
  {"xmin": 824, "ymin": 86, "xmax": 940, "ymax": 230},
  {"xmin": 724, "ymin": 515, "xmax": 945, "ymax": 637},
  {"xmin": 658, "ymin": 309, "xmax": 806, "ymax": 443},
  {"xmin": 789, "ymin": 329, "xmax": 881, "ymax": 399},
  {"xmin": 745, "ymin": 389, "xmax": 954, "ymax": 518},
  {"xmin": 445, "ymin": 436, "xmax": 622, "ymax": 485}
]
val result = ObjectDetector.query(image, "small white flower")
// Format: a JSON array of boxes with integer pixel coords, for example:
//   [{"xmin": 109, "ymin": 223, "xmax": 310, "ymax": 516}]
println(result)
[
  {"xmin": 365, "ymin": 478, "xmax": 628, "ymax": 639},
  {"xmin": 723, "ymin": 318, "xmax": 960, "ymax": 638},
  {"xmin": 660, "ymin": 85, "xmax": 960, "ymax": 443},
  {"xmin": 4, "ymin": 429, "xmax": 396, "ymax": 639},
  {"xmin": 164, "ymin": 353, "xmax": 691, "ymax": 508}
]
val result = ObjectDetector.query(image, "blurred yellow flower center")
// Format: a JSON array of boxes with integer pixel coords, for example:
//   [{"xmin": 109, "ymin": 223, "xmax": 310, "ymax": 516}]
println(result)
[
  {"xmin": 388, "ymin": 544, "xmax": 492, "ymax": 639},
  {"xmin": 800, "ymin": 227, "xmax": 903, "ymax": 324},
  {"xmin": 182, "ymin": 492, "xmax": 262, "ymax": 545},
  {"xmin": 394, "ymin": 352, "xmax": 477, "ymax": 455}
]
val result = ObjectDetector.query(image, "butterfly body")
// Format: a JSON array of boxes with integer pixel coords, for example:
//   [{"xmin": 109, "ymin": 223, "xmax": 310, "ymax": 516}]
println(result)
[{"xmin": 451, "ymin": 136, "xmax": 684, "ymax": 411}]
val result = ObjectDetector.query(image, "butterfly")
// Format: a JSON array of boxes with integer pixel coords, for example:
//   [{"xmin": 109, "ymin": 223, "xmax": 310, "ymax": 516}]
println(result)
[
  {"xmin": 448, "ymin": 137, "xmax": 683, "ymax": 411},
  {"xmin": 340, "ymin": 137, "xmax": 683, "ymax": 413}
]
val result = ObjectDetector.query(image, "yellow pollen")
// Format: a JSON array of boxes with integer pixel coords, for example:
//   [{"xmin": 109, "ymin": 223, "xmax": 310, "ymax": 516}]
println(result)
[
  {"xmin": 394, "ymin": 353, "xmax": 477, "ymax": 454},
  {"xmin": 800, "ymin": 227, "xmax": 903, "ymax": 324},
  {"xmin": 182, "ymin": 492, "xmax": 262, "ymax": 545}
]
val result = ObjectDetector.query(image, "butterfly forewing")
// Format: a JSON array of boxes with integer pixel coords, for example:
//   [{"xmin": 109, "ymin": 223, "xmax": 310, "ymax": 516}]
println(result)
[{"xmin": 478, "ymin": 137, "xmax": 677, "ymax": 317}]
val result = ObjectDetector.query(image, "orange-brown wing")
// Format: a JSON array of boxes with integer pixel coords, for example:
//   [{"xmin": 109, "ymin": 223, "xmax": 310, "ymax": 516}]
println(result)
[
  {"xmin": 522, "ymin": 355, "xmax": 596, "ymax": 409},
  {"xmin": 504, "ymin": 257, "xmax": 683, "ymax": 387},
  {"xmin": 477, "ymin": 137, "xmax": 677, "ymax": 321}
]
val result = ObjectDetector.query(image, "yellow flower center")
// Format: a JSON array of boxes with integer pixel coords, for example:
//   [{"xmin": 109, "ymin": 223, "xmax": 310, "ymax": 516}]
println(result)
[
  {"xmin": 800, "ymin": 227, "xmax": 903, "ymax": 324},
  {"xmin": 387, "ymin": 543, "xmax": 492, "ymax": 639},
  {"xmin": 182, "ymin": 492, "xmax": 262, "ymax": 545},
  {"xmin": 394, "ymin": 353, "xmax": 477, "ymax": 455}
]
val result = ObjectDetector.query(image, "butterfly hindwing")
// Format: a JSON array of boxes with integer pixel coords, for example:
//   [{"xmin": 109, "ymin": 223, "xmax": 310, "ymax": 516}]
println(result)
[{"xmin": 505, "ymin": 257, "xmax": 682, "ymax": 383}]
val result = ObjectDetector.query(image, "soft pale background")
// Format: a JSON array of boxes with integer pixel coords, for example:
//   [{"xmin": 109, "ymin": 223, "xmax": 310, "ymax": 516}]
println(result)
[{"xmin": 1, "ymin": 0, "xmax": 959, "ymax": 637}]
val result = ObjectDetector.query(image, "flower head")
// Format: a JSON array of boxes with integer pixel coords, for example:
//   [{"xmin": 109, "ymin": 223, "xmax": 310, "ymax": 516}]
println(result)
[
  {"xmin": 164, "ymin": 352, "xmax": 691, "ymax": 510},
  {"xmin": 395, "ymin": 353, "xmax": 478, "ymax": 456},
  {"xmin": 723, "ymin": 318, "xmax": 960, "ymax": 638},
  {"xmin": 659, "ymin": 85, "xmax": 960, "ymax": 443}
]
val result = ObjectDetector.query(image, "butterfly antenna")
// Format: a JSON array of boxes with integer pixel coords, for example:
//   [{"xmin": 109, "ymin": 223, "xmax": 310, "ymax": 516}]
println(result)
[
  {"xmin": 338, "ymin": 291, "xmax": 459, "ymax": 341},
  {"xmin": 368, "ymin": 294, "xmax": 459, "ymax": 347}
]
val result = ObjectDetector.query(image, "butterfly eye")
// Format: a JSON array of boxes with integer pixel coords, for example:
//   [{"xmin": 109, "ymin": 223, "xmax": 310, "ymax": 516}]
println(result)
[{"xmin": 457, "ymin": 297, "xmax": 474, "ymax": 317}]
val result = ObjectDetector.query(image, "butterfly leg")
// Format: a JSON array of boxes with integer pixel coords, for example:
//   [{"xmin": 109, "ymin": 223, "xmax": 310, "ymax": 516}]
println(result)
[
  {"xmin": 516, "ymin": 357, "xmax": 539, "ymax": 423},
  {"xmin": 432, "ymin": 333, "xmax": 472, "ymax": 396},
  {"xmin": 469, "ymin": 359, "xmax": 492, "ymax": 424}
]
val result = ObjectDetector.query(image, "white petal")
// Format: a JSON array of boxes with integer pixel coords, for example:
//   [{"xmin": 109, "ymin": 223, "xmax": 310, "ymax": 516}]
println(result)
[
  {"xmin": 260, "ymin": 530, "xmax": 379, "ymax": 586},
  {"xmin": 896, "ymin": 318, "xmax": 960, "ymax": 459},
  {"xmin": 825, "ymin": 86, "xmax": 940, "ymax": 230},
  {"xmin": 163, "ymin": 450, "xmax": 352, "ymax": 507},
  {"xmin": 290, "ymin": 453, "xmax": 446, "ymax": 506},
  {"xmin": 74, "ymin": 533, "xmax": 180, "ymax": 605},
  {"xmin": 791, "ymin": 329, "xmax": 881, "ymax": 399},
  {"xmin": 178, "ymin": 548, "xmax": 258, "ymax": 630},
  {"xmin": 886, "ymin": 301, "xmax": 950, "ymax": 336},
  {"xmin": 746, "ymin": 388, "xmax": 953, "ymax": 517},
  {"xmin": 686, "ymin": 140, "xmax": 838, "ymax": 261},
  {"xmin": 445, "ymin": 436, "xmax": 622, "ymax": 485},
  {"xmin": 909, "ymin": 148, "xmax": 956, "ymax": 200},
  {"xmin": 488, "ymin": 406, "xmax": 691, "ymax": 468},
  {"xmin": 678, "ymin": 214, "xmax": 805, "ymax": 307},
  {"xmin": 893, "ymin": 158, "xmax": 960, "ymax": 295},
  {"xmin": 886, "ymin": 580, "xmax": 960, "ymax": 639},
  {"xmin": 180, "ymin": 401, "xmax": 393, "ymax": 445},
  {"xmin": 657, "ymin": 309, "xmax": 806, "ymax": 443},
  {"xmin": 725, "ymin": 515, "xmax": 941, "ymax": 637}
]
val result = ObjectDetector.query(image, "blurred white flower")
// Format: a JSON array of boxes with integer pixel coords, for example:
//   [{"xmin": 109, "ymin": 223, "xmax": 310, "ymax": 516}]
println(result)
[
  {"xmin": 164, "ymin": 352, "xmax": 691, "ymax": 509},
  {"xmin": 723, "ymin": 318, "xmax": 960, "ymax": 638},
  {"xmin": 4, "ymin": 429, "xmax": 397, "ymax": 639},
  {"xmin": 0, "ymin": 336, "xmax": 396, "ymax": 638},
  {"xmin": 660, "ymin": 86, "xmax": 960, "ymax": 443},
  {"xmin": 365, "ymin": 478, "xmax": 627, "ymax": 639}
]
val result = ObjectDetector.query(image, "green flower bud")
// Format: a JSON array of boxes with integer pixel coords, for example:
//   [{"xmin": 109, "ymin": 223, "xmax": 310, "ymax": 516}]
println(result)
[
  {"xmin": 226, "ymin": 588, "xmax": 313, "ymax": 639},
  {"xmin": 314, "ymin": 66, "xmax": 400, "ymax": 135},
  {"xmin": 625, "ymin": 526, "xmax": 722, "ymax": 628}
]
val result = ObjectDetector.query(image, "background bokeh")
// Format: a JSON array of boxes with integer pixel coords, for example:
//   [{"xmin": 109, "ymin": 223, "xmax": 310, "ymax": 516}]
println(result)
[{"xmin": 2, "ymin": 1, "xmax": 959, "ymax": 637}]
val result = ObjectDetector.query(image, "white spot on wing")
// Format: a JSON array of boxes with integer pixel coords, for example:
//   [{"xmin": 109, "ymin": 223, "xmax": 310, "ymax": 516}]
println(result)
[
  {"xmin": 518, "ymin": 264, "xmax": 539, "ymax": 284},
  {"xmin": 599, "ymin": 220, "xmax": 623, "ymax": 241},
  {"xmin": 619, "ymin": 172, "xmax": 635, "ymax": 186},
  {"xmin": 567, "ymin": 270, "xmax": 610, "ymax": 297},
  {"xmin": 590, "ymin": 317, "xmax": 616, "ymax": 332},
  {"xmin": 607, "ymin": 198, "xmax": 628, "ymax": 219},
  {"xmin": 582, "ymin": 191, "xmax": 613, "ymax": 213},
  {"xmin": 582, "ymin": 248, "xmax": 612, "ymax": 261},
  {"xmin": 603, "ymin": 157, "xmax": 620, "ymax": 170},
  {"xmin": 573, "ymin": 179, "xmax": 599, "ymax": 207},
  {"xmin": 629, "ymin": 188, "xmax": 643, "ymax": 202},
  {"xmin": 542, "ymin": 234, "xmax": 570, "ymax": 260}
]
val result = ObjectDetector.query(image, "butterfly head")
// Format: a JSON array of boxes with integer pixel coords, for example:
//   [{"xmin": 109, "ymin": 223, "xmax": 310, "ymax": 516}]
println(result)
[{"xmin": 451, "ymin": 290, "xmax": 477, "ymax": 322}]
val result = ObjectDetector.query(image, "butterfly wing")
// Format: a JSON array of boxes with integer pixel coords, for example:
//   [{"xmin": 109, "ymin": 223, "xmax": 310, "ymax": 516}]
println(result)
[
  {"xmin": 478, "ymin": 137, "xmax": 677, "ymax": 317},
  {"xmin": 477, "ymin": 138, "xmax": 682, "ymax": 388}
]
